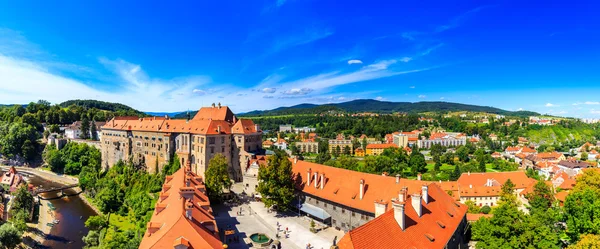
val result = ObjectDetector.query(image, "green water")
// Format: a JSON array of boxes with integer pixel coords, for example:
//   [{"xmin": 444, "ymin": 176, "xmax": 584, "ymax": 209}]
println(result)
[{"xmin": 250, "ymin": 233, "xmax": 270, "ymax": 243}]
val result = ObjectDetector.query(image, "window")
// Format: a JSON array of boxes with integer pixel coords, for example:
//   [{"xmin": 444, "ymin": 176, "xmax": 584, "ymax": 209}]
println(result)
[
  {"xmin": 201, "ymin": 137, "xmax": 204, "ymax": 143},
  {"xmin": 332, "ymin": 219, "xmax": 336, "ymax": 225},
  {"xmin": 209, "ymin": 137, "xmax": 215, "ymax": 144},
  {"xmin": 342, "ymin": 209, "xmax": 346, "ymax": 214},
  {"xmin": 324, "ymin": 203, "xmax": 327, "ymax": 208},
  {"xmin": 221, "ymin": 137, "xmax": 225, "ymax": 143},
  {"xmin": 316, "ymin": 200, "xmax": 319, "ymax": 205},
  {"xmin": 222, "ymin": 147, "xmax": 225, "ymax": 153},
  {"xmin": 333, "ymin": 206, "xmax": 336, "ymax": 211},
  {"xmin": 352, "ymin": 212, "xmax": 356, "ymax": 217},
  {"xmin": 210, "ymin": 147, "xmax": 214, "ymax": 153}
]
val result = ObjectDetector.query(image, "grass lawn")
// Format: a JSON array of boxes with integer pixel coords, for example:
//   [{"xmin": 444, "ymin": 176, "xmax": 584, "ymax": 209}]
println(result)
[
  {"xmin": 103, "ymin": 213, "xmax": 136, "ymax": 241},
  {"xmin": 425, "ymin": 163, "xmax": 455, "ymax": 172}
]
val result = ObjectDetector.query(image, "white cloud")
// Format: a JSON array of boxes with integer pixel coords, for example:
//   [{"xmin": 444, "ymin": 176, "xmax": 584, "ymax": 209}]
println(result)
[
  {"xmin": 263, "ymin": 95, "xmax": 274, "ymax": 99},
  {"xmin": 418, "ymin": 95, "xmax": 426, "ymax": 99},
  {"xmin": 585, "ymin": 101, "xmax": 600, "ymax": 105},
  {"xmin": 282, "ymin": 88, "xmax": 314, "ymax": 95},
  {"xmin": 545, "ymin": 103, "xmax": 556, "ymax": 107},
  {"xmin": 375, "ymin": 96, "xmax": 384, "ymax": 101},
  {"xmin": 440, "ymin": 97, "xmax": 445, "ymax": 100},
  {"xmin": 409, "ymin": 86, "xmax": 415, "ymax": 89},
  {"xmin": 420, "ymin": 43, "xmax": 444, "ymax": 56},
  {"xmin": 518, "ymin": 108, "xmax": 524, "ymax": 111},
  {"xmin": 347, "ymin": 59, "xmax": 363, "ymax": 65},
  {"xmin": 192, "ymin": 89, "xmax": 207, "ymax": 95},
  {"xmin": 261, "ymin": 87, "xmax": 277, "ymax": 93},
  {"xmin": 400, "ymin": 57, "xmax": 412, "ymax": 63}
]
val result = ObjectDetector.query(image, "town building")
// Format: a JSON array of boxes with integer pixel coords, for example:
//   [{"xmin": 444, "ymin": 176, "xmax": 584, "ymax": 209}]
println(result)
[
  {"xmin": 242, "ymin": 155, "xmax": 268, "ymax": 196},
  {"xmin": 0, "ymin": 167, "xmax": 24, "ymax": 192},
  {"xmin": 65, "ymin": 121, "xmax": 106, "ymax": 140},
  {"xmin": 557, "ymin": 159, "xmax": 590, "ymax": 176},
  {"xmin": 138, "ymin": 166, "xmax": 222, "ymax": 249},
  {"xmin": 354, "ymin": 148, "xmax": 365, "ymax": 157},
  {"xmin": 262, "ymin": 140, "xmax": 274, "ymax": 149},
  {"xmin": 295, "ymin": 140, "xmax": 319, "ymax": 154},
  {"xmin": 417, "ymin": 132, "xmax": 466, "ymax": 149},
  {"xmin": 273, "ymin": 134, "xmax": 288, "ymax": 151},
  {"xmin": 457, "ymin": 171, "xmax": 535, "ymax": 207},
  {"xmin": 100, "ymin": 104, "xmax": 262, "ymax": 181},
  {"xmin": 329, "ymin": 138, "xmax": 353, "ymax": 155},
  {"xmin": 290, "ymin": 160, "xmax": 460, "ymax": 232},
  {"xmin": 279, "ymin": 124, "xmax": 292, "ymax": 133},
  {"xmin": 337, "ymin": 183, "xmax": 468, "ymax": 249},
  {"xmin": 392, "ymin": 133, "xmax": 408, "ymax": 148},
  {"xmin": 365, "ymin": 144, "xmax": 398, "ymax": 156}
]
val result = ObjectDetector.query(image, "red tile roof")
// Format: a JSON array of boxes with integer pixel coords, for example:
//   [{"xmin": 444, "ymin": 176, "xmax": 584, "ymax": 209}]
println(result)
[
  {"xmin": 457, "ymin": 172, "xmax": 535, "ymax": 197},
  {"xmin": 337, "ymin": 183, "xmax": 468, "ymax": 249},
  {"xmin": 192, "ymin": 105, "xmax": 236, "ymax": 123},
  {"xmin": 231, "ymin": 119, "xmax": 259, "ymax": 134},
  {"xmin": 138, "ymin": 168, "xmax": 222, "ymax": 249},
  {"xmin": 466, "ymin": 213, "xmax": 492, "ymax": 222}
]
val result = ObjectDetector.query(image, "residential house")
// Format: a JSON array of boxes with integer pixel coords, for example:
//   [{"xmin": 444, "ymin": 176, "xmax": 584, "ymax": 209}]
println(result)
[
  {"xmin": 366, "ymin": 144, "xmax": 398, "ymax": 156},
  {"xmin": 457, "ymin": 171, "xmax": 535, "ymax": 207},
  {"xmin": 279, "ymin": 124, "xmax": 292, "ymax": 133},
  {"xmin": 417, "ymin": 132, "xmax": 466, "ymax": 149},
  {"xmin": 65, "ymin": 121, "xmax": 106, "ymax": 140},
  {"xmin": 329, "ymin": 137, "xmax": 353, "ymax": 155},
  {"xmin": 354, "ymin": 148, "xmax": 365, "ymax": 157},
  {"xmin": 0, "ymin": 167, "xmax": 24, "ymax": 192}
]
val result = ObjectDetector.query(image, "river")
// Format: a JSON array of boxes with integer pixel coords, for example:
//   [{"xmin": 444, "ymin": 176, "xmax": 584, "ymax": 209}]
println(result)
[{"xmin": 26, "ymin": 174, "xmax": 97, "ymax": 249}]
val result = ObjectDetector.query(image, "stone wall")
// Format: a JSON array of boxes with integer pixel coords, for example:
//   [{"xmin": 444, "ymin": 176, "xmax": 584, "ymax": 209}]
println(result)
[{"xmin": 302, "ymin": 193, "xmax": 374, "ymax": 232}]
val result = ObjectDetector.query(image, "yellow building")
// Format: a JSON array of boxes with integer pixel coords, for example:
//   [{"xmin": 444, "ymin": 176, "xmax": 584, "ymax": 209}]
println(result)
[
  {"xmin": 365, "ymin": 144, "xmax": 398, "ymax": 156},
  {"xmin": 354, "ymin": 148, "xmax": 365, "ymax": 157}
]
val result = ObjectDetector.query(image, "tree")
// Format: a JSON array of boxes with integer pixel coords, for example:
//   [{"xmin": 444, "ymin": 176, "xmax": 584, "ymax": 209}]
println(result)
[
  {"xmin": 80, "ymin": 115, "xmax": 90, "ymax": 139},
  {"xmin": 82, "ymin": 230, "xmax": 101, "ymax": 248},
  {"xmin": 564, "ymin": 187, "xmax": 600, "ymax": 240},
  {"xmin": 450, "ymin": 164, "xmax": 461, "ymax": 181},
  {"xmin": 205, "ymin": 154, "xmax": 232, "ymax": 201},
  {"xmin": 361, "ymin": 137, "xmax": 367, "ymax": 149},
  {"xmin": 257, "ymin": 151, "xmax": 295, "ymax": 211},
  {"xmin": 85, "ymin": 215, "xmax": 108, "ymax": 231},
  {"xmin": 500, "ymin": 178, "xmax": 516, "ymax": 203},
  {"xmin": 568, "ymin": 234, "xmax": 600, "ymax": 249},
  {"xmin": 11, "ymin": 185, "xmax": 33, "ymax": 216},
  {"xmin": 581, "ymin": 152, "xmax": 589, "ymax": 161},
  {"xmin": 343, "ymin": 145, "xmax": 351, "ymax": 155},
  {"xmin": 90, "ymin": 120, "xmax": 98, "ymax": 140},
  {"xmin": 465, "ymin": 200, "xmax": 480, "ymax": 214},
  {"xmin": 526, "ymin": 180, "xmax": 553, "ymax": 213},
  {"xmin": 456, "ymin": 146, "xmax": 469, "ymax": 162},
  {"xmin": 0, "ymin": 223, "xmax": 22, "ymax": 249},
  {"xmin": 409, "ymin": 151, "xmax": 426, "ymax": 175},
  {"xmin": 10, "ymin": 210, "xmax": 28, "ymax": 233},
  {"xmin": 334, "ymin": 146, "xmax": 341, "ymax": 157},
  {"xmin": 480, "ymin": 205, "xmax": 491, "ymax": 214},
  {"xmin": 46, "ymin": 147, "xmax": 66, "ymax": 173}
]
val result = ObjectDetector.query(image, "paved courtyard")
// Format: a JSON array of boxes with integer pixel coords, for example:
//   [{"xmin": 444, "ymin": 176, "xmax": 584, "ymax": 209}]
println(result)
[{"xmin": 213, "ymin": 198, "xmax": 344, "ymax": 249}]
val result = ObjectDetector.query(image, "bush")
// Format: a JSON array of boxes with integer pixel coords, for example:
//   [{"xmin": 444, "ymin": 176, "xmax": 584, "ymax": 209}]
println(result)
[{"xmin": 480, "ymin": 205, "xmax": 491, "ymax": 214}]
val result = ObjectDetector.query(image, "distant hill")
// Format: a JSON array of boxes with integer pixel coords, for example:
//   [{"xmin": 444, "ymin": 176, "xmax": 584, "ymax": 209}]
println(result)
[
  {"xmin": 145, "ymin": 111, "xmax": 182, "ymax": 117},
  {"xmin": 239, "ymin": 99, "xmax": 539, "ymax": 117},
  {"xmin": 59, "ymin": 99, "xmax": 145, "ymax": 115}
]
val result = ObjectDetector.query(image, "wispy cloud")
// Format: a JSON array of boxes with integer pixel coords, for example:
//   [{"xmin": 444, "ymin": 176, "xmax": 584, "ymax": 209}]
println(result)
[
  {"xmin": 400, "ymin": 57, "xmax": 413, "ymax": 62},
  {"xmin": 282, "ymin": 88, "xmax": 313, "ymax": 95},
  {"xmin": 545, "ymin": 103, "xmax": 557, "ymax": 107},
  {"xmin": 435, "ymin": 5, "xmax": 493, "ymax": 33},
  {"xmin": 261, "ymin": 87, "xmax": 277, "ymax": 93},
  {"xmin": 348, "ymin": 59, "xmax": 363, "ymax": 65},
  {"xmin": 375, "ymin": 96, "xmax": 384, "ymax": 101},
  {"xmin": 272, "ymin": 29, "xmax": 334, "ymax": 52},
  {"xmin": 418, "ymin": 95, "xmax": 427, "ymax": 99},
  {"xmin": 409, "ymin": 86, "xmax": 415, "ymax": 89},
  {"xmin": 420, "ymin": 43, "xmax": 445, "ymax": 56},
  {"xmin": 573, "ymin": 101, "xmax": 600, "ymax": 106},
  {"xmin": 440, "ymin": 97, "xmax": 445, "ymax": 100}
]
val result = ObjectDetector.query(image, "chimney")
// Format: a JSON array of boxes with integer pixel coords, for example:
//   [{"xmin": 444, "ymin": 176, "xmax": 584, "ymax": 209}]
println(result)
[
  {"xmin": 399, "ymin": 189, "xmax": 406, "ymax": 202},
  {"xmin": 185, "ymin": 199, "xmax": 193, "ymax": 220},
  {"xmin": 374, "ymin": 200, "xmax": 388, "ymax": 218},
  {"xmin": 392, "ymin": 201, "xmax": 406, "ymax": 231},
  {"xmin": 307, "ymin": 168, "xmax": 312, "ymax": 186},
  {"xmin": 314, "ymin": 172, "xmax": 318, "ymax": 188},
  {"xmin": 217, "ymin": 125, "xmax": 221, "ymax": 133},
  {"xmin": 320, "ymin": 173, "xmax": 325, "ymax": 190},
  {"xmin": 396, "ymin": 174, "xmax": 400, "ymax": 184},
  {"xmin": 212, "ymin": 103, "xmax": 216, "ymax": 108},
  {"xmin": 218, "ymin": 102, "xmax": 221, "ymax": 109},
  {"xmin": 417, "ymin": 173, "xmax": 422, "ymax": 181},
  {"xmin": 359, "ymin": 179, "xmax": 365, "ymax": 200},
  {"xmin": 469, "ymin": 184, "xmax": 473, "ymax": 189},
  {"xmin": 422, "ymin": 184, "xmax": 429, "ymax": 204},
  {"xmin": 412, "ymin": 193, "xmax": 422, "ymax": 217},
  {"xmin": 294, "ymin": 157, "xmax": 298, "ymax": 164},
  {"xmin": 468, "ymin": 171, "xmax": 471, "ymax": 176},
  {"xmin": 255, "ymin": 124, "xmax": 260, "ymax": 132}
]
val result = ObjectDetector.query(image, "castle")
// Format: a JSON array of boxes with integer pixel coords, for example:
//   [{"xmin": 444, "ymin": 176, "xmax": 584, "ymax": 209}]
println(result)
[{"xmin": 100, "ymin": 103, "xmax": 262, "ymax": 181}]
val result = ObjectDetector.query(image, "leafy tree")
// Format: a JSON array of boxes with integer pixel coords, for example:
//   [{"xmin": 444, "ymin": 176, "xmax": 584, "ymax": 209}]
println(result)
[
  {"xmin": 85, "ymin": 215, "xmax": 108, "ymax": 231},
  {"xmin": 480, "ymin": 205, "xmax": 491, "ymax": 214},
  {"xmin": 465, "ymin": 200, "xmax": 480, "ymax": 214},
  {"xmin": 343, "ymin": 145, "xmax": 351, "ymax": 155},
  {"xmin": 314, "ymin": 151, "xmax": 331, "ymax": 164},
  {"xmin": 564, "ymin": 187, "xmax": 600, "ymax": 240},
  {"xmin": 0, "ymin": 223, "xmax": 22, "ymax": 249},
  {"xmin": 82, "ymin": 230, "xmax": 100, "ymax": 248},
  {"xmin": 526, "ymin": 180, "xmax": 553, "ymax": 213},
  {"xmin": 409, "ymin": 150, "xmax": 426, "ymax": 175},
  {"xmin": 11, "ymin": 185, "xmax": 33, "ymax": 216},
  {"xmin": 456, "ymin": 146, "xmax": 470, "ymax": 162},
  {"xmin": 257, "ymin": 150, "xmax": 295, "ymax": 211},
  {"xmin": 500, "ymin": 179, "xmax": 516, "ymax": 203},
  {"xmin": 568, "ymin": 234, "xmax": 600, "ymax": 249},
  {"xmin": 10, "ymin": 210, "xmax": 28, "ymax": 233},
  {"xmin": 334, "ymin": 146, "xmax": 341, "ymax": 157},
  {"xmin": 581, "ymin": 152, "xmax": 588, "ymax": 161},
  {"xmin": 361, "ymin": 137, "xmax": 367, "ymax": 149},
  {"xmin": 205, "ymin": 154, "xmax": 232, "ymax": 201}
]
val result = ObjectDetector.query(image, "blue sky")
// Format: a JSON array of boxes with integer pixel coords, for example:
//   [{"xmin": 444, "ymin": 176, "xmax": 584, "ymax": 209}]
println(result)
[{"xmin": 0, "ymin": 1, "xmax": 599, "ymax": 117}]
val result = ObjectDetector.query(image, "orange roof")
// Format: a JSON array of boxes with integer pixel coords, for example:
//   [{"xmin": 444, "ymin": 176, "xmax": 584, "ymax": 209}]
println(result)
[
  {"xmin": 192, "ymin": 105, "xmax": 235, "ymax": 123},
  {"xmin": 429, "ymin": 132, "xmax": 448, "ymax": 140},
  {"xmin": 355, "ymin": 148, "xmax": 365, "ymax": 152},
  {"xmin": 521, "ymin": 147, "xmax": 537, "ymax": 153},
  {"xmin": 505, "ymin": 146, "xmax": 520, "ymax": 152},
  {"xmin": 536, "ymin": 152, "xmax": 563, "ymax": 160},
  {"xmin": 231, "ymin": 119, "xmax": 259, "ymax": 134},
  {"xmin": 590, "ymin": 150, "xmax": 598, "ymax": 154},
  {"xmin": 104, "ymin": 117, "xmax": 233, "ymax": 135},
  {"xmin": 291, "ymin": 160, "xmax": 459, "ymax": 213},
  {"xmin": 408, "ymin": 137, "xmax": 418, "ymax": 142},
  {"xmin": 263, "ymin": 140, "xmax": 274, "ymax": 145},
  {"xmin": 466, "ymin": 213, "xmax": 492, "ymax": 222},
  {"xmin": 366, "ymin": 144, "xmax": 398, "ymax": 149},
  {"xmin": 555, "ymin": 191, "xmax": 569, "ymax": 203},
  {"xmin": 138, "ymin": 168, "xmax": 222, "ymax": 249},
  {"xmin": 337, "ymin": 183, "xmax": 468, "ymax": 249}
]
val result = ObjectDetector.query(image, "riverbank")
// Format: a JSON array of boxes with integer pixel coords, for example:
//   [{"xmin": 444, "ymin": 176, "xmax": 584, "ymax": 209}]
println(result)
[{"xmin": 24, "ymin": 198, "xmax": 55, "ymax": 247}]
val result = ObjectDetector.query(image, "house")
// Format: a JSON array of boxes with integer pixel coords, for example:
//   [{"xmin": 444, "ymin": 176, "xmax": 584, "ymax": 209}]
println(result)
[
  {"xmin": 243, "ymin": 155, "xmax": 269, "ymax": 196},
  {"xmin": 65, "ymin": 121, "xmax": 106, "ymax": 140},
  {"xmin": 366, "ymin": 144, "xmax": 398, "ymax": 156},
  {"xmin": 329, "ymin": 137, "xmax": 353, "ymax": 155},
  {"xmin": 518, "ymin": 137, "xmax": 529, "ymax": 145},
  {"xmin": 262, "ymin": 140, "xmax": 274, "ymax": 148},
  {"xmin": 457, "ymin": 171, "xmax": 535, "ymax": 207},
  {"xmin": 337, "ymin": 183, "xmax": 468, "ymax": 249},
  {"xmin": 489, "ymin": 134, "xmax": 498, "ymax": 141},
  {"xmin": 417, "ymin": 132, "xmax": 466, "ymax": 149},
  {"xmin": 354, "ymin": 148, "xmax": 365, "ymax": 157},
  {"xmin": 557, "ymin": 159, "xmax": 590, "ymax": 176},
  {"xmin": 491, "ymin": 152, "xmax": 502, "ymax": 159},
  {"xmin": 0, "ymin": 167, "xmax": 24, "ymax": 192},
  {"xmin": 403, "ymin": 146, "xmax": 412, "ymax": 154},
  {"xmin": 279, "ymin": 124, "xmax": 292, "ymax": 132},
  {"xmin": 587, "ymin": 150, "xmax": 598, "ymax": 160},
  {"xmin": 138, "ymin": 167, "xmax": 222, "ymax": 249},
  {"xmin": 551, "ymin": 172, "xmax": 576, "ymax": 190},
  {"xmin": 273, "ymin": 134, "xmax": 288, "ymax": 151},
  {"xmin": 295, "ymin": 140, "xmax": 319, "ymax": 154}
]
